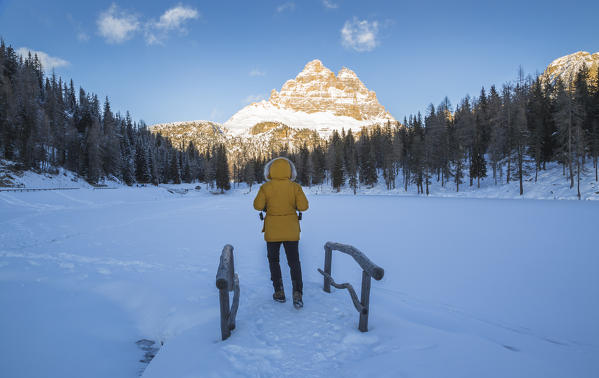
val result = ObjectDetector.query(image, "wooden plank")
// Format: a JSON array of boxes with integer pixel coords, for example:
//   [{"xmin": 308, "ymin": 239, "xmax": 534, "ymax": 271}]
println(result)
[
  {"xmin": 325, "ymin": 242, "xmax": 384, "ymax": 280},
  {"xmin": 323, "ymin": 245, "xmax": 332, "ymax": 293},
  {"xmin": 219, "ymin": 288, "xmax": 231, "ymax": 340},
  {"xmin": 358, "ymin": 271, "xmax": 371, "ymax": 332},
  {"xmin": 215, "ymin": 244, "xmax": 235, "ymax": 290},
  {"xmin": 228, "ymin": 274, "xmax": 240, "ymax": 331}
]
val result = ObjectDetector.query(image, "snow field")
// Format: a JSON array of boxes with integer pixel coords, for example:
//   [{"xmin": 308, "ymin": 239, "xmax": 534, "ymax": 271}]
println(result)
[{"xmin": 1, "ymin": 186, "xmax": 598, "ymax": 377}]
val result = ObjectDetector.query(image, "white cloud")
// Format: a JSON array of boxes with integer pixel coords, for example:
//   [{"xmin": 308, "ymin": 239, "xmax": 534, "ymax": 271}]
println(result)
[
  {"xmin": 341, "ymin": 18, "xmax": 379, "ymax": 52},
  {"xmin": 277, "ymin": 2, "xmax": 295, "ymax": 13},
  {"xmin": 155, "ymin": 5, "xmax": 198, "ymax": 30},
  {"xmin": 322, "ymin": 0, "xmax": 338, "ymax": 9},
  {"xmin": 97, "ymin": 4, "xmax": 140, "ymax": 44},
  {"xmin": 16, "ymin": 47, "xmax": 70, "ymax": 70},
  {"xmin": 243, "ymin": 94, "xmax": 265, "ymax": 104},
  {"xmin": 145, "ymin": 5, "xmax": 200, "ymax": 45},
  {"xmin": 249, "ymin": 69, "xmax": 265, "ymax": 77}
]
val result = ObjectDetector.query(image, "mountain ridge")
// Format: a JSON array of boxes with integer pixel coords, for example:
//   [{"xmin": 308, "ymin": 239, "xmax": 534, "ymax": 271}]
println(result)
[
  {"xmin": 541, "ymin": 51, "xmax": 599, "ymax": 86},
  {"xmin": 150, "ymin": 59, "xmax": 397, "ymax": 155},
  {"xmin": 223, "ymin": 59, "xmax": 395, "ymax": 137}
]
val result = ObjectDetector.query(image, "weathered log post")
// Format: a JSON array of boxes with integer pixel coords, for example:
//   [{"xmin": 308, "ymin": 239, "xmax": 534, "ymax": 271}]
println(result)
[
  {"xmin": 323, "ymin": 244, "xmax": 333, "ymax": 293},
  {"xmin": 318, "ymin": 241, "xmax": 384, "ymax": 332},
  {"xmin": 359, "ymin": 270, "xmax": 371, "ymax": 332},
  {"xmin": 215, "ymin": 244, "xmax": 240, "ymax": 341}
]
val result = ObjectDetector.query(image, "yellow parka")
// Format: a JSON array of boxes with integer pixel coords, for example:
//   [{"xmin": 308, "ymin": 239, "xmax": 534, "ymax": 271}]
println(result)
[{"xmin": 253, "ymin": 158, "xmax": 309, "ymax": 242}]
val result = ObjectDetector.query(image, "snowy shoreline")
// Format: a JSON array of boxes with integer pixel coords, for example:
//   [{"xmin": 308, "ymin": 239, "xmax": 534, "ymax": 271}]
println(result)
[
  {"xmin": 2, "ymin": 158, "xmax": 598, "ymax": 201},
  {"xmin": 1, "ymin": 186, "xmax": 598, "ymax": 377}
]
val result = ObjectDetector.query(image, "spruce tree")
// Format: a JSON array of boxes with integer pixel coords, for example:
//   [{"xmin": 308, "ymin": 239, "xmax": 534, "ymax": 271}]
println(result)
[
  {"xmin": 169, "ymin": 151, "xmax": 181, "ymax": 184},
  {"xmin": 359, "ymin": 131, "xmax": 377, "ymax": 187},
  {"xmin": 344, "ymin": 130, "xmax": 358, "ymax": 194},
  {"xmin": 135, "ymin": 142, "xmax": 151, "ymax": 183},
  {"xmin": 296, "ymin": 144, "xmax": 311, "ymax": 186},
  {"xmin": 215, "ymin": 144, "xmax": 231, "ymax": 192},
  {"xmin": 311, "ymin": 145, "xmax": 325, "ymax": 185}
]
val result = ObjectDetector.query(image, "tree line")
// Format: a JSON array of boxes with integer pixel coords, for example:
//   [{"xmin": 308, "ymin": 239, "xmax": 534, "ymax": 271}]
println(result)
[
  {"xmin": 235, "ymin": 67, "xmax": 599, "ymax": 198},
  {"xmin": 1, "ymin": 36, "xmax": 598, "ymax": 197},
  {"xmin": 0, "ymin": 39, "xmax": 234, "ymax": 191}
]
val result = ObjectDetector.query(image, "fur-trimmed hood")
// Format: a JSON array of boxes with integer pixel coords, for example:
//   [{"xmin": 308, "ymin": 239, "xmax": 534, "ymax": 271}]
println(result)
[{"xmin": 263, "ymin": 157, "xmax": 297, "ymax": 181}]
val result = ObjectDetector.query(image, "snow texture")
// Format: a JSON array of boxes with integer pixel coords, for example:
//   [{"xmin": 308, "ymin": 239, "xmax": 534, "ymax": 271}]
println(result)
[{"xmin": 1, "ymin": 163, "xmax": 598, "ymax": 377}]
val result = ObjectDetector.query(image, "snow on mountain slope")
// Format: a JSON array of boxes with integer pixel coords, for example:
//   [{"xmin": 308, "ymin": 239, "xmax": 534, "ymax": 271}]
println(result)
[
  {"xmin": 542, "ymin": 51, "xmax": 599, "ymax": 85},
  {"xmin": 224, "ymin": 59, "xmax": 395, "ymax": 137},
  {"xmin": 223, "ymin": 100, "xmax": 392, "ymax": 137},
  {"xmin": 149, "ymin": 120, "xmax": 227, "ymax": 152}
]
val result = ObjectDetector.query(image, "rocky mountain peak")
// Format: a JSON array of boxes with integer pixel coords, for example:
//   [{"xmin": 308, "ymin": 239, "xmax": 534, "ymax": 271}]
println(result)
[
  {"xmin": 303, "ymin": 59, "xmax": 326, "ymax": 71},
  {"xmin": 542, "ymin": 51, "xmax": 599, "ymax": 85},
  {"xmin": 265, "ymin": 59, "xmax": 393, "ymax": 122}
]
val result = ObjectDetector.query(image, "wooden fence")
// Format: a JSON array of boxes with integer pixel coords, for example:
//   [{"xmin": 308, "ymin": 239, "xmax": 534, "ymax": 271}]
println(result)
[
  {"xmin": 318, "ymin": 241, "xmax": 384, "ymax": 332},
  {"xmin": 215, "ymin": 244, "xmax": 240, "ymax": 341},
  {"xmin": 0, "ymin": 187, "xmax": 80, "ymax": 192}
]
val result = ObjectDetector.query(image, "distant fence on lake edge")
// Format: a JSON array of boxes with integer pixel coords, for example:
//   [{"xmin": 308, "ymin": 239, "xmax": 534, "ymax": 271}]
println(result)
[
  {"xmin": 0, "ymin": 186, "xmax": 123, "ymax": 192},
  {"xmin": 0, "ymin": 187, "xmax": 81, "ymax": 192}
]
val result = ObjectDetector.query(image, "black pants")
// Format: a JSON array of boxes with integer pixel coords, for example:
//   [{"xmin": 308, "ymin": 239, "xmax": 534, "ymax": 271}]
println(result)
[{"xmin": 267, "ymin": 241, "xmax": 303, "ymax": 294}]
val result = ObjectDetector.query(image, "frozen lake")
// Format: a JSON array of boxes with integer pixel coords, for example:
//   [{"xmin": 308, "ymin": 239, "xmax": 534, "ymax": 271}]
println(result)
[{"xmin": 1, "ymin": 187, "xmax": 598, "ymax": 377}]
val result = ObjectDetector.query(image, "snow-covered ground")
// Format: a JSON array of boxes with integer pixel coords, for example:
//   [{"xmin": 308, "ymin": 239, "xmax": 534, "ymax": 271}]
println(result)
[
  {"xmin": 1, "ymin": 184, "xmax": 598, "ymax": 378},
  {"xmin": 301, "ymin": 161, "xmax": 599, "ymax": 201},
  {"xmin": 3, "ymin": 158, "xmax": 598, "ymax": 201},
  {"xmin": 0, "ymin": 160, "xmax": 93, "ymax": 190}
]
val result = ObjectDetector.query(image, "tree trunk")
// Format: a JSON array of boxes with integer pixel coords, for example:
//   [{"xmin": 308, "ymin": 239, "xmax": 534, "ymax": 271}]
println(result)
[
  {"xmin": 494, "ymin": 164, "xmax": 497, "ymax": 185},
  {"xmin": 519, "ymin": 145, "xmax": 523, "ymax": 196},
  {"xmin": 469, "ymin": 151, "xmax": 473, "ymax": 187},
  {"xmin": 441, "ymin": 167, "xmax": 444, "ymax": 187},
  {"xmin": 507, "ymin": 153, "xmax": 511, "ymax": 184},
  {"xmin": 535, "ymin": 145, "xmax": 540, "ymax": 183},
  {"xmin": 577, "ymin": 156, "xmax": 581, "ymax": 200},
  {"xmin": 568, "ymin": 107, "xmax": 574, "ymax": 189}
]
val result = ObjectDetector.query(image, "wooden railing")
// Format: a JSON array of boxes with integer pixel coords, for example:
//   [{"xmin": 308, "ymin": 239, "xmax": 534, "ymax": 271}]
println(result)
[
  {"xmin": 215, "ymin": 244, "xmax": 240, "ymax": 341},
  {"xmin": 318, "ymin": 241, "xmax": 384, "ymax": 332}
]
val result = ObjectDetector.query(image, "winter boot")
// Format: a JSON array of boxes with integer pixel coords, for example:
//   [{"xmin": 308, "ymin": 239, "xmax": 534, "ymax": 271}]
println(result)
[
  {"xmin": 293, "ymin": 291, "xmax": 303, "ymax": 309},
  {"xmin": 273, "ymin": 289, "xmax": 286, "ymax": 303}
]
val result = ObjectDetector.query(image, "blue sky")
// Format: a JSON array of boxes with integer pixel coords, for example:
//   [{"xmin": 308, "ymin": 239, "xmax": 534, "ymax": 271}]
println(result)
[{"xmin": 1, "ymin": 0, "xmax": 598, "ymax": 125}]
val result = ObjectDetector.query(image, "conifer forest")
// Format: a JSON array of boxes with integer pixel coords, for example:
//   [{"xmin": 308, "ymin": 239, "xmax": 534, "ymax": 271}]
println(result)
[{"xmin": 1, "ymin": 38, "xmax": 598, "ymax": 197}]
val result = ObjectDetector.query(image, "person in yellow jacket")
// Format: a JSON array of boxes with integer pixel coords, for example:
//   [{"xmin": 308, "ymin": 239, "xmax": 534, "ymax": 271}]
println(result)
[{"xmin": 253, "ymin": 157, "xmax": 309, "ymax": 308}]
